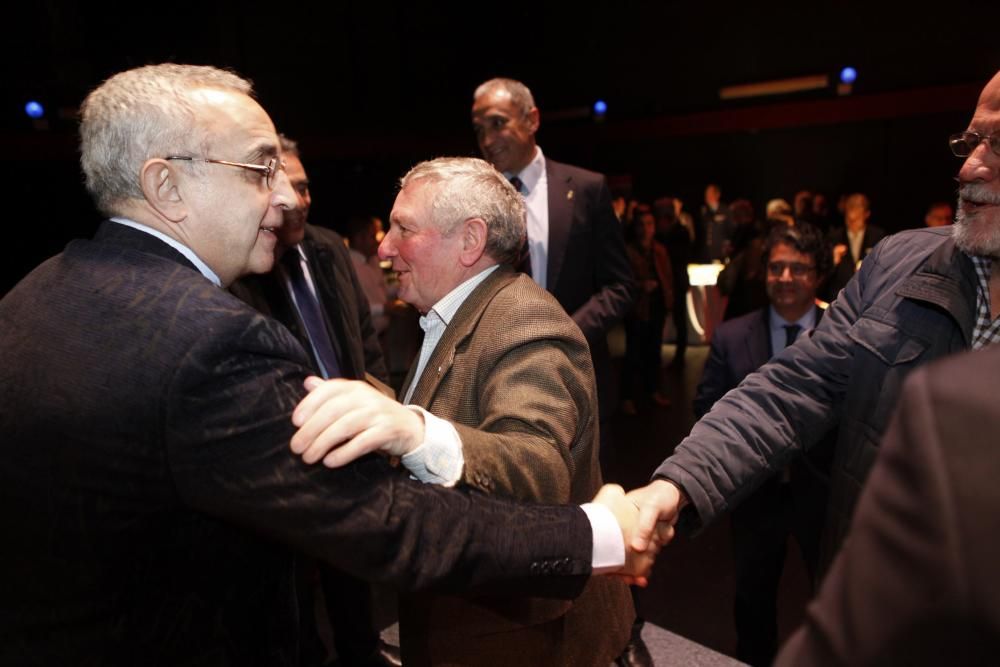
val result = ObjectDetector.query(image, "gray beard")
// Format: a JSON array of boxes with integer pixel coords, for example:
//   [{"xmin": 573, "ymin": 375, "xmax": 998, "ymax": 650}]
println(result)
[{"xmin": 953, "ymin": 186, "xmax": 1000, "ymax": 258}]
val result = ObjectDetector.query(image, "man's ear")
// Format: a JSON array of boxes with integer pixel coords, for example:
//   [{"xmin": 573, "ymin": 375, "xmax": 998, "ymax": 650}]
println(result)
[
  {"xmin": 458, "ymin": 217, "xmax": 488, "ymax": 267},
  {"xmin": 525, "ymin": 107, "xmax": 540, "ymax": 135},
  {"xmin": 139, "ymin": 158, "xmax": 187, "ymax": 222}
]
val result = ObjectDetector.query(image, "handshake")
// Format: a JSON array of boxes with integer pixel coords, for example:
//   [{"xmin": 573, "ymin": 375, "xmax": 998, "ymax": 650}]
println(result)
[
  {"xmin": 590, "ymin": 480, "xmax": 686, "ymax": 586},
  {"xmin": 290, "ymin": 377, "xmax": 687, "ymax": 586}
]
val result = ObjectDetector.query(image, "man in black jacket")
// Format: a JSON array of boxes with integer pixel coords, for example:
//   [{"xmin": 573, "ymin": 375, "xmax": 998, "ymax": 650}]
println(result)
[{"xmin": 0, "ymin": 63, "xmax": 656, "ymax": 666}]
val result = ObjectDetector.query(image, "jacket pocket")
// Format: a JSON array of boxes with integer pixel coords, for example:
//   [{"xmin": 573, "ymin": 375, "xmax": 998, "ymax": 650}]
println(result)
[{"xmin": 847, "ymin": 315, "xmax": 930, "ymax": 366}]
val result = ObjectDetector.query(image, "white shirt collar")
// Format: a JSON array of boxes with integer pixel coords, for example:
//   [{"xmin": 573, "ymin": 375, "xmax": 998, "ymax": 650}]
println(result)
[
  {"xmin": 110, "ymin": 217, "xmax": 221, "ymax": 286},
  {"xmin": 506, "ymin": 145, "xmax": 546, "ymax": 194}
]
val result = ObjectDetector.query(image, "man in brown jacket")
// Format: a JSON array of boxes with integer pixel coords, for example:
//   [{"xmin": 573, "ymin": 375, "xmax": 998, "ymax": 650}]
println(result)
[{"xmin": 290, "ymin": 157, "xmax": 635, "ymax": 666}]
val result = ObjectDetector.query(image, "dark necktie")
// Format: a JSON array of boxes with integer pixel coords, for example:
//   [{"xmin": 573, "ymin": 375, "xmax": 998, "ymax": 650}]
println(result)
[
  {"xmin": 282, "ymin": 249, "xmax": 341, "ymax": 379},
  {"xmin": 507, "ymin": 175, "xmax": 532, "ymax": 276},
  {"xmin": 783, "ymin": 324, "xmax": 802, "ymax": 349}
]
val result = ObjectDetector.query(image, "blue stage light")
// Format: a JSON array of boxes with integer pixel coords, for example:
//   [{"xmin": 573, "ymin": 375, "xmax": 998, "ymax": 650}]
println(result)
[
  {"xmin": 25, "ymin": 101, "xmax": 45, "ymax": 119},
  {"xmin": 593, "ymin": 100, "xmax": 607, "ymax": 115},
  {"xmin": 840, "ymin": 67, "xmax": 857, "ymax": 85}
]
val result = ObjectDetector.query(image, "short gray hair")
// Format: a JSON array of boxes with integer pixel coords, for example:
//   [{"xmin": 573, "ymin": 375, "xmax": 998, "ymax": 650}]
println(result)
[
  {"xmin": 80, "ymin": 63, "xmax": 253, "ymax": 215},
  {"xmin": 473, "ymin": 78, "xmax": 536, "ymax": 116},
  {"xmin": 400, "ymin": 157, "xmax": 526, "ymax": 265}
]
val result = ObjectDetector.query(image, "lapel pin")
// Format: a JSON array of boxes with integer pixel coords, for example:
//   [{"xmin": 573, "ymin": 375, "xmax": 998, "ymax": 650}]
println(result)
[{"xmin": 566, "ymin": 190, "xmax": 574, "ymax": 200}]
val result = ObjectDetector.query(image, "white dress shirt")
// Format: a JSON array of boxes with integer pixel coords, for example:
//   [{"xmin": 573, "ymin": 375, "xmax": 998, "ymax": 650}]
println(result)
[{"xmin": 506, "ymin": 146, "xmax": 549, "ymax": 289}]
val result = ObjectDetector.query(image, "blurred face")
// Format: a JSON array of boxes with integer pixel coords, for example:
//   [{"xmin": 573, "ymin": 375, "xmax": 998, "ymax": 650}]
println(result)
[
  {"xmin": 179, "ymin": 89, "xmax": 296, "ymax": 286},
  {"xmin": 639, "ymin": 212, "xmax": 656, "ymax": 243},
  {"xmin": 955, "ymin": 72, "xmax": 1000, "ymax": 257},
  {"xmin": 277, "ymin": 153, "xmax": 310, "ymax": 249},
  {"xmin": 471, "ymin": 88, "xmax": 538, "ymax": 174},
  {"xmin": 704, "ymin": 185, "xmax": 720, "ymax": 206},
  {"xmin": 379, "ymin": 180, "xmax": 466, "ymax": 314},
  {"xmin": 844, "ymin": 196, "xmax": 870, "ymax": 231},
  {"xmin": 766, "ymin": 242, "xmax": 819, "ymax": 316},
  {"xmin": 925, "ymin": 203, "xmax": 954, "ymax": 227}
]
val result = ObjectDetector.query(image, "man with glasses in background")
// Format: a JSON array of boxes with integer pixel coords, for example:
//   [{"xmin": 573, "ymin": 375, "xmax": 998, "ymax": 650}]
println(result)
[
  {"xmin": 693, "ymin": 223, "xmax": 833, "ymax": 667},
  {"xmin": 628, "ymin": 68, "xmax": 1000, "ymax": 601},
  {"xmin": 0, "ymin": 63, "xmax": 661, "ymax": 665}
]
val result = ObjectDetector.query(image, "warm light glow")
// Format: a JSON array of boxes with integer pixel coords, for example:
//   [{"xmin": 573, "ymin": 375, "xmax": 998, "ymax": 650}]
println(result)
[{"xmin": 719, "ymin": 75, "xmax": 829, "ymax": 100}]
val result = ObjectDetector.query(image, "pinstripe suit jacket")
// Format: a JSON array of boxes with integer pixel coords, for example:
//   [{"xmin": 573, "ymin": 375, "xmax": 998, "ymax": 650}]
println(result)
[{"xmin": 398, "ymin": 265, "xmax": 634, "ymax": 666}]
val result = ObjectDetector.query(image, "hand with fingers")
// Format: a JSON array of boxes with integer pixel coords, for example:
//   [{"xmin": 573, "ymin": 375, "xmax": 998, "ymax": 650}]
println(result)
[
  {"xmin": 290, "ymin": 376, "xmax": 424, "ymax": 467},
  {"xmin": 592, "ymin": 484, "xmax": 675, "ymax": 587},
  {"xmin": 625, "ymin": 479, "xmax": 687, "ymax": 554}
]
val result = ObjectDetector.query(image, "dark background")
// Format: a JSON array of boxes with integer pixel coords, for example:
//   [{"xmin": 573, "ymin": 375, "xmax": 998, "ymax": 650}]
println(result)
[{"xmin": 4, "ymin": 0, "xmax": 1000, "ymax": 293}]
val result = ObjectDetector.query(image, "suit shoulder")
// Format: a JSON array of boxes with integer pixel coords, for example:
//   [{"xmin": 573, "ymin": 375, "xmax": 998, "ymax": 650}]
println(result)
[
  {"xmin": 305, "ymin": 225, "xmax": 348, "ymax": 252},
  {"xmin": 714, "ymin": 308, "xmax": 766, "ymax": 340},
  {"xmin": 546, "ymin": 158, "xmax": 606, "ymax": 186}
]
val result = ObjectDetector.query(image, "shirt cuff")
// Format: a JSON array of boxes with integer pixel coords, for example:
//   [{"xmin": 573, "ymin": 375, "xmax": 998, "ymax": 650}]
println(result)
[
  {"xmin": 580, "ymin": 503, "xmax": 625, "ymax": 573},
  {"xmin": 400, "ymin": 406, "xmax": 464, "ymax": 486}
]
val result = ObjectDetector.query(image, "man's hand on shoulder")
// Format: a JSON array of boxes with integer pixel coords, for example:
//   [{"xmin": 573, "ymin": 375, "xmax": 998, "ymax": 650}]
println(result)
[{"xmin": 291, "ymin": 377, "xmax": 424, "ymax": 467}]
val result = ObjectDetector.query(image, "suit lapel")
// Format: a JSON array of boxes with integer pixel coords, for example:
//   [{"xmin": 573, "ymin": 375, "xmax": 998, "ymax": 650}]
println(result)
[
  {"xmin": 545, "ymin": 161, "xmax": 573, "ymax": 293},
  {"xmin": 405, "ymin": 268, "xmax": 517, "ymax": 408},
  {"xmin": 746, "ymin": 309, "xmax": 772, "ymax": 366}
]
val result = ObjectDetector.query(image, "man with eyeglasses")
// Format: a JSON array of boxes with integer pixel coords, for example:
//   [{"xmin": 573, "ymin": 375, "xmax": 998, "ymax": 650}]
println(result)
[
  {"xmin": 627, "ymin": 68, "xmax": 1000, "ymax": 620},
  {"xmin": 0, "ymin": 63, "xmax": 662, "ymax": 665},
  {"xmin": 694, "ymin": 222, "xmax": 833, "ymax": 666}
]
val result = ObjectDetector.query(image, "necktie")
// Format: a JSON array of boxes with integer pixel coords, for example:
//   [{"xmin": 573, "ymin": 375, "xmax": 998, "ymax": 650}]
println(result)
[
  {"xmin": 281, "ymin": 249, "xmax": 342, "ymax": 379},
  {"xmin": 507, "ymin": 175, "xmax": 532, "ymax": 276},
  {"xmin": 783, "ymin": 324, "xmax": 802, "ymax": 349}
]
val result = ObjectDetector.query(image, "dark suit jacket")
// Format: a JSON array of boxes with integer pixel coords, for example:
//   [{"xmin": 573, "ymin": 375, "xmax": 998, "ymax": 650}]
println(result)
[
  {"xmin": 776, "ymin": 347, "xmax": 1000, "ymax": 666},
  {"xmin": 0, "ymin": 222, "xmax": 594, "ymax": 667},
  {"xmin": 398, "ymin": 267, "xmax": 633, "ymax": 666},
  {"xmin": 544, "ymin": 159, "xmax": 634, "ymax": 418},
  {"xmin": 822, "ymin": 224, "xmax": 887, "ymax": 301},
  {"xmin": 694, "ymin": 306, "xmax": 823, "ymax": 418},
  {"xmin": 694, "ymin": 305, "xmax": 834, "ymax": 479},
  {"xmin": 230, "ymin": 224, "xmax": 387, "ymax": 383}
]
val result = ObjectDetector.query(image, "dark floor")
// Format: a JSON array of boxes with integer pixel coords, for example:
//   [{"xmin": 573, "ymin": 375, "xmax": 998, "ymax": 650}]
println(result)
[{"xmin": 605, "ymin": 342, "xmax": 813, "ymax": 660}]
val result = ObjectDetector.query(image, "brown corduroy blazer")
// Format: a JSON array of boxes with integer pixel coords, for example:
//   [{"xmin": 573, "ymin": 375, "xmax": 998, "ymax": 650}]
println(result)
[{"xmin": 398, "ymin": 265, "xmax": 634, "ymax": 666}]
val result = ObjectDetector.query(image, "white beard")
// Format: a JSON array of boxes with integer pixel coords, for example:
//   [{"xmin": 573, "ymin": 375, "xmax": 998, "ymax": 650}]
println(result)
[{"xmin": 953, "ymin": 183, "xmax": 1000, "ymax": 258}]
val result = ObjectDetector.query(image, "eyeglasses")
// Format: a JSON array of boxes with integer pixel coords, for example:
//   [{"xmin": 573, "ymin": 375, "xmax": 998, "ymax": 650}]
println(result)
[
  {"xmin": 767, "ymin": 261, "xmax": 815, "ymax": 278},
  {"xmin": 948, "ymin": 131, "xmax": 1000, "ymax": 158},
  {"xmin": 164, "ymin": 155, "xmax": 283, "ymax": 190}
]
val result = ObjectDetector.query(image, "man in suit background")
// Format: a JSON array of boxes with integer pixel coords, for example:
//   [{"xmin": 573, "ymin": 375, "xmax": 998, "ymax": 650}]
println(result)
[
  {"xmin": 469, "ymin": 78, "xmax": 634, "ymax": 468},
  {"xmin": 289, "ymin": 157, "xmax": 635, "ymax": 666},
  {"xmin": 0, "ymin": 63, "xmax": 659, "ymax": 666},
  {"xmin": 821, "ymin": 192, "xmax": 886, "ymax": 301},
  {"xmin": 693, "ymin": 222, "xmax": 833, "ymax": 666},
  {"xmin": 776, "ymin": 346, "xmax": 1000, "ymax": 665},
  {"xmin": 230, "ymin": 137, "xmax": 398, "ymax": 667}
]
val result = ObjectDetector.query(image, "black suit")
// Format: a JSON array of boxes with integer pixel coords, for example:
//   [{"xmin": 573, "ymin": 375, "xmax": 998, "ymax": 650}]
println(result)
[
  {"xmin": 694, "ymin": 306, "xmax": 832, "ymax": 666},
  {"xmin": 539, "ymin": 159, "xmax": 633, "ymax": 460},
  {"xmin": 231, "ymin": 224, "xmax": 387, "ymax": 384},
  {"xmin": 0, "ymin": 221, "xmax": 593, "ymax": 666},
  {"xmin": 231, "ymin": 224, "xmax": 389, "ymax": 665}
]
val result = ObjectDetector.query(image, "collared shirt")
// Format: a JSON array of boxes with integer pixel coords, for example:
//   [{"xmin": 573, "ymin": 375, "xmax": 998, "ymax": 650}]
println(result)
[
  {"xmin": 969, "ymin": 255, "xmax": 1000, "ymax": 349},
  {"xmin": 506, "ymin": 146, "xmax": 549, "ymax": 289},
  {"xmin": 110, "ymin": 217, "xmax": 221, "ymax": 286},
  {"xmin": 768, "ymin": 305, "xmax": 818, "ymax": 357}
]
